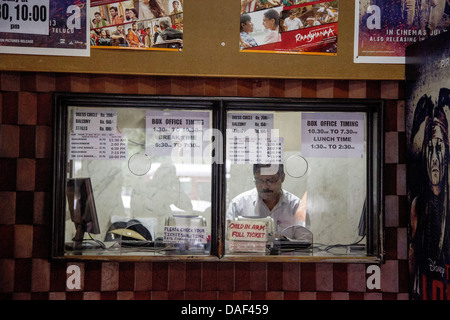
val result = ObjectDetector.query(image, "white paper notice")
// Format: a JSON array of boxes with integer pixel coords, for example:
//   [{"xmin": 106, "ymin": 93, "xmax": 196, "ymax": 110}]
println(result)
[
  {"xmin": 145, "ymin": 110, "xmax": 210, "ymax": 158},
  {"xmin": 69, "ymin": 133, "xmax": 127, "ymax": 160},
  {"xmin": 227, "ymin": 113, "xmax": 282, "ymax": 164},
  {"xmin": 73, "ymin": 109, "xmax": 117, "ymax": 134},
  {"xmin": 301, "ymin": 113, "xmax": 365, "ymax": 158}
]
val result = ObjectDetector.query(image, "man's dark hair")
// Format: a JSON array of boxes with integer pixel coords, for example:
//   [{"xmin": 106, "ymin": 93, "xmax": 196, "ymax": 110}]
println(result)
[{"xmin": 240, "ymin": 14, "xmax": 252, "ymax": 32}]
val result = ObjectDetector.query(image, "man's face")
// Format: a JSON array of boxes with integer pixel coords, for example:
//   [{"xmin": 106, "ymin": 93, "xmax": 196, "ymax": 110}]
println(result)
[
  {"xmin": 254, "ymin": 171, "xmax": 284, "ymax": 202},
  {"xmin": 426, "ymin": 124, "xmax": 446, "ymax": 187},
  {"xmin": 241, "ymin": 20, "xmax": 253, "ymax": 33}
]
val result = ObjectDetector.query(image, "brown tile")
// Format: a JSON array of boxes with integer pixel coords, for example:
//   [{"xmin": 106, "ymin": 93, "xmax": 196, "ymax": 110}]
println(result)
[
  {"xmin": 188, "ymin": 77, "xmax": 206, "ymax": 96},
  {"xmin": 35, "ymin": 126, "xmax": 52, "ymax": 159},
  {"xmin": 333, "ymin": 264, "xmax": 347, "ymax": 292},
  {"xmin": 119, "ymin": 262, "xmax": 135, "ymax": 291},
  {"xmin": 36, "ymin": 93, "xmax": 52, "ymax": 126},
  {"xmin": 250, "ymin": 262, "xmax": 267, "ymax": 291},
  {"xmin": 137, "ymin": 76, "xmax": 157, "ymax": 94},
  {"xmin": 134, "ymin": 262, "xmax": 152, "ymax": 291},
  {"xmin": 316, "ymin": 80, "xmax": 334, "ymax": 98},
  {"xmin": 0, "ymin": 259, "xmax": 15, "ymax": 292},
  {"xmin": 220, "ymin": 78, "xmax": 238, "ymax": 97},
  {"xmin": 0, "ymin": 192, "xmax": 16, "ymax": 224},
  {"xmin": 185, "ymin": 262, "xmax": 201, "ymax": 291},
  {"xmin": 282, "ymin": 262, "xmax": 300, "ymax": 291},
  {"xmin": 235, "ymin": 262, "xmax": 250, "ymax": 291},
  {"xmin": 168, "ymin": 262, "xmax": 186, "ymax": 291},
  {"xmin": 284, "ymin": 79, "xmax": 302, "ymax": 97},
  {"xmin": 14, "ymin": 258, "xmax": 32, "ymax": 292},
  {"xmin": 202, "ymin": 262, "xmax": 218, "ymax": 291},
  {"xmin": 252, "ymin": 79, "xmax": 269, "ymax": 97},
  {"xmin": 300, "ymin": 263, "xmax": 316, "ymax": 291},
  {"xmin": 35, "ymin": 73, "xmax": 56, "ymax": 93},
  {"xmin": 101, "ymin": 262, "xmax": 119, "ymax": 291},
  {"xmin": 333, "ymin": 80, "xmax": 349, "ymax": 99},
  {"xmin": 301, "ymin": 80, "xmax": 317, "ymax": 98},
  {"xmin": 316, "ymin": 263, "xmax": 333, "ymax": 292},
  {"xmin": 236, "ymin": 78, "xmax": 252, "ymax": 97},
  {"xmin": 0, "ymin": 125, "xmax": 20, "ymax": 157},
  {"xmin": 152, "ymin": 262, "xmax": 168, "ymax": 291},
  {"xmin": 269, "ymin": 79, "xmax": 285, "ymax": 97},
  {"xmin": 31, "ymin": 258, "xmax": 50, "ymax": 292},
  {"xmin": 267, "ymin": 262, "xmax": 282, "ymax": 291},
  {"xmin": 19, "ymin": 125, "xmax": 36, "ymax": 158},
  {"xmin": 0, "ymin": 72, "xmax": 20, "ymax": 92},
  {"xmin": 34, "ymin": 158, "xmax": 52, "ymax": 192},
  {"xmin": 14, "ymin": 224, "xmax": 33, "ymax": 258},
  {"xmin": 171, "ymin": 77, "xmax": 190, "ymax": 96},
  {"xmin": 19, "ymin": 73, "xmax": 37, "ymax": 92},
  {"xmin": 217, "ymin": 262, "xmax": 234, "ymax": 292},
  {"xmin": 32, "ymin": 225, "xmax": 49, "ymax": 258},
  {"xmin": 2, "ymin": 92, "xmax": 19, "ymax": 124},
  {"xmin": 15, "ymin": 191, "xmax": 34, "ymax": 224},
  {"xmin": 84, "ymin": 262, "xmax": 102, "ymax": 292},
  {"xmin": 16, "ymin": 158, "xmax": 35, "ymax": 191},
  {"xmin": 155, "ymin": 76, "xmax": 172, "ymax": 95},
  {"xmin": 34, "ymin": 177, "xmax": 49, "ymax": 213},
  {"xmin": 18, "ymin": 92, "xmax": 37, "ymax": 125}
]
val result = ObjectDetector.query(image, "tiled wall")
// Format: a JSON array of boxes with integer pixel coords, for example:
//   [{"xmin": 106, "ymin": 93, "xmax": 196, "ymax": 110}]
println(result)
[{"xmin": 0, "ymin": 72, "xmax": 408, "ymax": 300}]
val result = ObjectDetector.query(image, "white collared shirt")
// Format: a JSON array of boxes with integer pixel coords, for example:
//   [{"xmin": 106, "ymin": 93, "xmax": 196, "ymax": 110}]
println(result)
[{"xmin": 226, "ymin": 188, "xmax": 304, "ymax": 230}]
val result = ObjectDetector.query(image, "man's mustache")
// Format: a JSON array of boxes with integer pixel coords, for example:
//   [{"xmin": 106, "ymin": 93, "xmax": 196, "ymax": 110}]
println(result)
[{"xmin": 260, "ymin": 189, "xmax": 273, "ymax": 193}]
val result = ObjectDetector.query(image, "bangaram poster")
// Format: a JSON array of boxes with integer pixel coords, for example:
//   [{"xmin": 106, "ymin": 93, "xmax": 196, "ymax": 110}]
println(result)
[
  {"xmin": 406, "ymin": 31, "xmax": 450, "ymax": 300},
  {"xmin": 89, "ymin": 0, "xmax": 183, "ymax": 51},
  {"xmin": 355, "ymin": 0, "xmax": 450, "ymax": 63},
  {"xmin": 0, "ymin": 0, "xmax": 90, "ymax": 56},
  {"xmin": 240, "ymin": 0, "xmax": 339, "ymax": 55}
]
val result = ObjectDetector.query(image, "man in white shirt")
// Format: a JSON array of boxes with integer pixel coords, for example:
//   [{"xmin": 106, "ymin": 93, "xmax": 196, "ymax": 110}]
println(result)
[
  {"xmin": 226, "ymin": 164, "xmax": 308, "ymax": 232},
  {"xmin": 284, "ymin": 10, "xmax": 303, "ymax": 31}
]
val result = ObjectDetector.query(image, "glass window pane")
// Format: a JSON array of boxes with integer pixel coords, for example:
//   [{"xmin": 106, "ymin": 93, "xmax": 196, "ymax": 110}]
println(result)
[
  {"xmin": 64, "ymin": 106, "xmax": 212, "ymax": 256},
  {"xmin": 225, "ymin": 110, "xmax": 368, "ymax": 256}
]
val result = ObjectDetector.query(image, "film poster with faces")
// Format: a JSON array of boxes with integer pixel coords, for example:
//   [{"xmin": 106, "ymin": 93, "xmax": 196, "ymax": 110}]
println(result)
[
  {"xmin": 0, "ymin": 0, "xmax": 90, "ymax": 56},
  {"xmin": 355, "ymin": 0, "xmax": 450, "ymax": 63},
  {"xmin": 240, "ymin": 0, "xmax": 338, "ymax": 55},
  {"xmin": 90, "ymin": 0, "xmax": 183, "ymax": 50},
  {"xmin": 406, "ymin": 31, "xmax": 450, "ymax": 300}
]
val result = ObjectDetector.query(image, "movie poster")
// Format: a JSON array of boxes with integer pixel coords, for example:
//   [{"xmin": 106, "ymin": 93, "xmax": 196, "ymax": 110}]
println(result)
[
  {"xmin": 89, "ymin": 0, "xmax": 183, "ymax": 51},
  {"xmin": 406, "ymin": 31, "xmax": 450, "ymax": 300},
  {"xmin": 355, "ymin": 0, "xmax": 449, "ymax": 63},
  {"xmin": 0, "ymin": 0, "xmax": 89, "ymax": 56},
  {"xmin": 240, "ymin": 0, "xmax": 338, "ymax": 55}
]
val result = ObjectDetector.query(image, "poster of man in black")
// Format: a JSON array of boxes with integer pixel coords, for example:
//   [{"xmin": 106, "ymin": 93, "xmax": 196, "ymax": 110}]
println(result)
[{"xmin": 406, "ymin": 31, "xmax": 450, "ymax": 300}]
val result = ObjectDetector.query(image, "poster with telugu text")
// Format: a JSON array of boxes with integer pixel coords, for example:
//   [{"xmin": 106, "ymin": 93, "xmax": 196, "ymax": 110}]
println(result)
[
  {"xmin": 89, "ymin": 0, "xmax": 183, "ymax": 51},
  {"xmin": 354, "ymin": 0, "xmax": 450, "ymax": 64},
  {"xmin": 240, "ymin": 0, "xmax": 338, "ymax": 55},
  {"xmin": 0, "ymin": 0, "xmax": 90, "ymax": 56}
]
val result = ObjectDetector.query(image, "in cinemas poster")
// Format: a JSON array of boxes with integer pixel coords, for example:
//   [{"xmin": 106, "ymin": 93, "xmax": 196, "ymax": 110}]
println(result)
[
  {"xmin": 240, "ymin": 0, "xmax": 338, "ymax": 55},
  {"xmin": 0, "ymin": 0, "xmax": 90, "ymax": 56},
  {"xmin": 355, "ymin": 0, "xmax": 449, "ymax": 63},
  {"xmin": 406, "ymin": 31, "xmax": 450, "ymax": 300}
]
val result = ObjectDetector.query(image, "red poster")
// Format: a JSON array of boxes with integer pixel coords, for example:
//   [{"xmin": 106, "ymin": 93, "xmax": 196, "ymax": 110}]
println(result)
[{"xmin": 240, "ymin": 0, "xmax": 338, "ymax": 55}]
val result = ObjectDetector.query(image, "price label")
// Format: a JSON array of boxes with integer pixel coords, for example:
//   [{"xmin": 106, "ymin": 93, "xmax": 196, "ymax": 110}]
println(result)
[{"xmin": 0, "ymin": 0, "xmax": 49, "ymax": 35}]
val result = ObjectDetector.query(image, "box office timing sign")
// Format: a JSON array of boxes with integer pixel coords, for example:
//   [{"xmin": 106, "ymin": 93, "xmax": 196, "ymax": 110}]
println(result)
[{"xmin": 301, "ymin": 112, "xmax": 365, "ymax": 158}]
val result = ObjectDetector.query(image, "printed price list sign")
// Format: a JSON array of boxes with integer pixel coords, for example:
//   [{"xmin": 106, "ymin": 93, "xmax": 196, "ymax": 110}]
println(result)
[
  {"xmin": 227, "ymin": 113, "xmax": 282, "ymax": 164},
  {"xmin": 301, "ymin": 113, "xmax": 365, "ymax": 158},
  {"xmin": 73, "ymin": 109, "xmax": 117, "ymax": 134},
  {"xmin": 69, "ymin": 133, "xmax": 127, "ymax": 160}
]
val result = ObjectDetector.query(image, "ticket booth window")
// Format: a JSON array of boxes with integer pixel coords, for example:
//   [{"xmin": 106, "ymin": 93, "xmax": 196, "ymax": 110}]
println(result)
[{"xmin": 52, "ymin": 94, "xmax": 383, "ymax": 262}]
